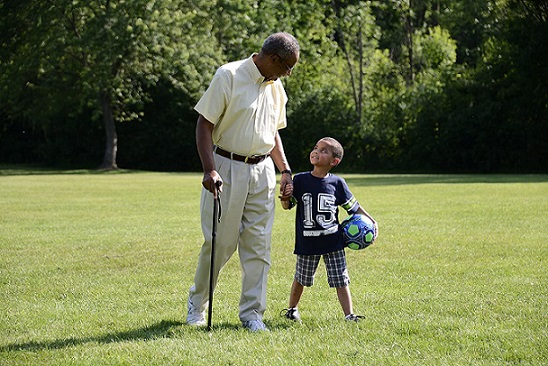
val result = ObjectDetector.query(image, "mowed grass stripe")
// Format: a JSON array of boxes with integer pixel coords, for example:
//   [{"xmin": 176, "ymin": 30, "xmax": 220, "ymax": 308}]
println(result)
[{"xmin": 1, "ymin": 171, "xmax": 546, "ymax": 365}]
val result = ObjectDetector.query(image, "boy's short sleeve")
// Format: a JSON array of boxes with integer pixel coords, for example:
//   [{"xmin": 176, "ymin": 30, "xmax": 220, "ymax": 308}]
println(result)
[{"xmin": 338, "ymin": 178, "xmax": 360, "ymax": 214}]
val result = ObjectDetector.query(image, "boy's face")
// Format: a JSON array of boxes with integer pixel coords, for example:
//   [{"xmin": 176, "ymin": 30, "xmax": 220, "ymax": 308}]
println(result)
[{"xmin": 309, "ymin": 139, "xmax": 340, "ymax": 168}]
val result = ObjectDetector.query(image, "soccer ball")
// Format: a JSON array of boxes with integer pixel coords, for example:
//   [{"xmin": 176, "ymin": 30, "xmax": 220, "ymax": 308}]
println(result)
[{"xmin": 342, "ymin": 214, "xmax": 376, "ymax": 250}]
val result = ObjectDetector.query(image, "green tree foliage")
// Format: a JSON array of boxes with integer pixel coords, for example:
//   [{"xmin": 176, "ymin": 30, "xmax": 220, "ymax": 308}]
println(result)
[
  {"xmin": 0, "ymin": 0, "xmax": 223, "ymax": 169},
  {"xmin": 1, "ymin": 0, "xmax": 545, "ymax": 172},
  {"xmin": 442, "ymin": 0, "xmax": 548, "ymax": 172},
  {"xmin": 332, "ymin": 1, "xmax": 379, "ymax": 124}
]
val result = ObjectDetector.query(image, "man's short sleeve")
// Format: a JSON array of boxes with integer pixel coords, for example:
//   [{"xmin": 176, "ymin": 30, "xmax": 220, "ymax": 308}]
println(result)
[{"xmin": 194, "ymin": 68, "xmax": 231, "ymax": 124}]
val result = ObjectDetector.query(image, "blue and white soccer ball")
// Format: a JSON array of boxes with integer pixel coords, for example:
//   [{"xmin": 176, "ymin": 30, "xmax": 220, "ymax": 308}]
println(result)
[{"xmin": 342, "ymin": 214, "xmax": 376, "ymax": 250}]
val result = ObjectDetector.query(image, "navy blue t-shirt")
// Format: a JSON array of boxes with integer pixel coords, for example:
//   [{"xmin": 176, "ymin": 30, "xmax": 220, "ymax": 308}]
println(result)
[{"xmin": 291, "ymin": 172, "xmax": 360, "ymax": 255}]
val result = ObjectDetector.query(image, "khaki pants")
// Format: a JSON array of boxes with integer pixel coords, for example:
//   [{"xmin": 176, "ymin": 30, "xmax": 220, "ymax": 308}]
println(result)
[{"xmin": 188, "ymin": 154, "xmax": 276, "ymax": 322}]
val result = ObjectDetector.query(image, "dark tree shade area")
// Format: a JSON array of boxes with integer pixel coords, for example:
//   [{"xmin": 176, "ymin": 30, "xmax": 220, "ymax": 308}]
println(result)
[{"xmin": 1, "ymin": 0, "xmax": 546, "ymax": 173}]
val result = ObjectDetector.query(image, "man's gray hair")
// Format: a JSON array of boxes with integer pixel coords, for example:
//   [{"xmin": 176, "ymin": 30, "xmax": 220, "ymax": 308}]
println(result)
[{"xmin": 261, "ymin": 32, "xmax": 300, "ymax": 59}]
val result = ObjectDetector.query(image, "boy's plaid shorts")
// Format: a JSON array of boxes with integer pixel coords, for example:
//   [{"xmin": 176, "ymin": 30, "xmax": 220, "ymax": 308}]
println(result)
[{"xmin": 295, "ymin": 249, "xmax": 350, "ymax": 288}]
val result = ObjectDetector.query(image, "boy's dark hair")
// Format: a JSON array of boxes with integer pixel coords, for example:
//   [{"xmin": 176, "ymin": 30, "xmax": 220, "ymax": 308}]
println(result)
[{"xmin": 321, "ymin": 137, "xmax": 344, "ymax": 161}]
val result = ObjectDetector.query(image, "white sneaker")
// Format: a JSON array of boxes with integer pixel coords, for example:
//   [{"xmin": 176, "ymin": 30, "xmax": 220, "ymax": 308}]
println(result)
[
  {"xmin": 186, "ymin": 298, "xmax": 206, "ymax": 326},
  {"xmin": 242, "ymin": 320, "xmax": 269, "ymax": 332},
  {"xmin": 281, "ymin": 307, "xmax": 301, "ymax": 322},
  {"xmin": 344, "ymin": 313, "xmax": 364, "ymax": 322}
]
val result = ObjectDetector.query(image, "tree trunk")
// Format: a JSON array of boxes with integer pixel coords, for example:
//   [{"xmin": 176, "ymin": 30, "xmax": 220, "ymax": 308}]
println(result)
[
  {"xmin": 99, "ymin": 92, "xmax": 118, "ymax": 170},
  {"xmin": 357, "ymin": 20, "xmax": 364, "ymax": 124},
  {"xmin": 332, "ymin": 0, "xmax": 361, "ymax": 124},
  {"xmin": 404, "ymin": 0, "xmax": 415, "ymax": 85}
]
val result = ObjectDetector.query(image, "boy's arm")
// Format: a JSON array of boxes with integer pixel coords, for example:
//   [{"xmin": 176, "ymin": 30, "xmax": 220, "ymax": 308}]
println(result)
[
  {"xmin": 280, "ymin": 196, "xmax": 296, "ymax": 210},
  {"xmin": 355, "ymin": 206, "xmax": 373, "ymax": 222},
  {"xmin": 355, "ymin": 205, "xmax": 379, "ymax": 239}
]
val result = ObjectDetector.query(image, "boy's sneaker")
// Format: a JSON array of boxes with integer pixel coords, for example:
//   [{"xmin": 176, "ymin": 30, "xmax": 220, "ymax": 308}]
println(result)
[
  {"xmin": 345, "ymin": 314, "xmax": 364, "ymax": 322},
  {"xmin": 186, "ymin": 298, "xmax": 206, "ymax": 326},
  {"xmin": 242, "ymin": 320, "xmax": 269, "ymax": 332},
  {"xmin": 281, "ymin": 307, "xmax": 301, "ymax": 322}
]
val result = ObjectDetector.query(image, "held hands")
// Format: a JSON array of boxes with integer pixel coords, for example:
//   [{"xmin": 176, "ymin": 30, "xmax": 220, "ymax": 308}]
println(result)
[{"xmin": 278, "ymin": 173, "xmax": 293, "ymax": 201}]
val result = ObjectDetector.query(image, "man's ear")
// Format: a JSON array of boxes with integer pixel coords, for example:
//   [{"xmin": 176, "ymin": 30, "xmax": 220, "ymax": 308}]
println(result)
[{"xmin": 270, "ymin": 53, "xmax": 280, "ymax": 64}]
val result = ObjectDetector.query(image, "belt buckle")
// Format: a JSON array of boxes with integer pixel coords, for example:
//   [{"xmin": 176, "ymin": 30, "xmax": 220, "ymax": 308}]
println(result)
[{"xmin": 245, "ymin": 154, "xmax": 261, "ymax": 163}]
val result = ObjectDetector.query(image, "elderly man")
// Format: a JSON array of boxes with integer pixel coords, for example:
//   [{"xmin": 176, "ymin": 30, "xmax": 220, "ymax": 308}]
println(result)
[{"xmin": 187, "ymin": 32, "xmax": 300, "ymax": 332}]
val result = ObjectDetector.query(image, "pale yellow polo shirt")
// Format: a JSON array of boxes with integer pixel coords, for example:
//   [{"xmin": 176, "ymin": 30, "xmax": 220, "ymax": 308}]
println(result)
[{"xmin": 194, "ymin": 54, "xmax": 288, "ymax": 156}]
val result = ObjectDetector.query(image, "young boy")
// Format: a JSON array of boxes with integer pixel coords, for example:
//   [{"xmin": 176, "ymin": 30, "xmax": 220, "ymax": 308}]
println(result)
[{"xmin": 280, "ymin": 137, "xmax": 378, "ymax": 322}]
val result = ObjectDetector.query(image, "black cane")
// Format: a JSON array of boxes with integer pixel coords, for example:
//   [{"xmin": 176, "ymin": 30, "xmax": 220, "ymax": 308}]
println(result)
[{"xmin": 207, "ymin": 181, "xmax": 222, "ymax": 331}]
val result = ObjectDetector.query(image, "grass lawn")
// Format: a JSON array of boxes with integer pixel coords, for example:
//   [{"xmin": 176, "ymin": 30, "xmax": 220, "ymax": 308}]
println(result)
[{"xmin": 1, "ymin": 169, "xmax": 546, "ymax": 365}]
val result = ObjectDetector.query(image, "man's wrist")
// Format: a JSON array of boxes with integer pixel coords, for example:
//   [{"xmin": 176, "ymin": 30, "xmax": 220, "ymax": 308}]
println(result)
[{"xmin": 281, "ymin": 169, "xmax": 292, "ymax": 176}]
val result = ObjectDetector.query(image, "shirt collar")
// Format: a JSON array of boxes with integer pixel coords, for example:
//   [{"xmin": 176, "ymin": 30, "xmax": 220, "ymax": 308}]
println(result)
[{"xmin": 246, "ymin": 53, "xmax": 273, "ymax": 84}]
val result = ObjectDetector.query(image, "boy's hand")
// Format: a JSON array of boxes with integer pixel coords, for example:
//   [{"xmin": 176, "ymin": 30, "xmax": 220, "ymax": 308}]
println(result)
[{"xmin": 279, "ymin": 195, "xmax": 295, "ymax": 210}]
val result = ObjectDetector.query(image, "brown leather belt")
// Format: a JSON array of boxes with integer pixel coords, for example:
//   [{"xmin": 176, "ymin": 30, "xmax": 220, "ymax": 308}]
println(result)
[{"xmin": 215, "ymin": 146, "xmax": 270, "ymax": 164}]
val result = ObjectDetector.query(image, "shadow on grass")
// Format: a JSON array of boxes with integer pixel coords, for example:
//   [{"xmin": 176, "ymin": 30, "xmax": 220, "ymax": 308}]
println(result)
[
  {"xmin": 1, "ymin": 320, "xmax": 183, "ymax": 352},
  {"xmin": 199, "ymin": 321, "xmax": 292, "ymax": 333},
  {"xmin": 2, "ymin": 320, "xmax": 291, "ymax": 352}
]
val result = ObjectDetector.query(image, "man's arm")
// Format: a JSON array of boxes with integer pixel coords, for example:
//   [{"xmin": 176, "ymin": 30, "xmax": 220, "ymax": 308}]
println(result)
[
  {"xmin": 270, "ymin": 131, "xmax": 293, "ymax": 200},
  {"xmin": 196, "ymin": 114, "xmax": 222, "ymax": 193}
]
